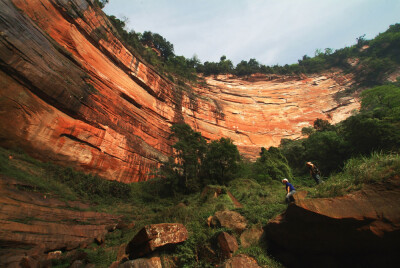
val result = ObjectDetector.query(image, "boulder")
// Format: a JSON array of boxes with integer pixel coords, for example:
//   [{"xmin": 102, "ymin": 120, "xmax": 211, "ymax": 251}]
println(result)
[
  {"xmin": 217, "ymin": 232, "xmax": 238, "ymax": 259},
  {"xmin": 221, "ymin": 254, "xmax": 261, "ymax": 268},
  {"xmin": 117, "ymin": 243, "xmax": 129, "ymax": 262},
  {"xmin": 119, "ymin": 256, "xmax": 162, "ymax": 268},
  {"xmin": 265, "ymin": 176, "xmax": 400, "ymax": 267},
  {"xmin": 293, "ymin": 190, "xmax": 308, "ymax": 201},
  {"xmin": 126, "ymin": 223, "xmax": 188, "ymax": 259},
  {"xmin": 70, "ymin": 260, "xmax": 85, "ymax": 268},
  {"xmin": 109, "ymin": 261, "xmax": 120, "ymax": 268},
  {"xmin": 211, "ymin": 211, "xmax": 247, "ymax": 233},
  {"xmin": 240, "ymin": 226, "xmax": 264, "ymax": 248}
]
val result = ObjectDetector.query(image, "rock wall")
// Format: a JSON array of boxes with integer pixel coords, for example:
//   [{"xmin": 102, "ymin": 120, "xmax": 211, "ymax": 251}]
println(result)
[
  {"xmin": 0, "ymin": 0, "xmax": 359, "ymax": 183},
  {"xmin": 265, "ymin": 176, "xmax": 400, "ymax": 267},
  {"xmin": 0, "ymin": 175, "xmax": 122, "ymax": 267}
]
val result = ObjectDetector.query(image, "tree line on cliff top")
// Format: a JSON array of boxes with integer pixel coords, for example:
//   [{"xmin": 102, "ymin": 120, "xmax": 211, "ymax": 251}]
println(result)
[{"xmin": 104, "ymin": 5, "xmax": 400, "ymax": 87}]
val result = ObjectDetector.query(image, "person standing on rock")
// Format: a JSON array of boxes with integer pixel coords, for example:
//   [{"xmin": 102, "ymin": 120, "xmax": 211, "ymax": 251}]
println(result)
[
  {"xmin": 306, "ymin": 162, "xmax": 322, "ymax": 184},
  {"xmin": 282, "ymin": 178, "xmax": 296, "ymax": 203}
]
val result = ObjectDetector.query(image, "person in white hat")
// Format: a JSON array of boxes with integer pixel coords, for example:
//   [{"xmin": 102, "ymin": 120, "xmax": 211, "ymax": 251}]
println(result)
[{"xmin": 282, "ymin": 178, "xmax": 296, "ymax": 203}]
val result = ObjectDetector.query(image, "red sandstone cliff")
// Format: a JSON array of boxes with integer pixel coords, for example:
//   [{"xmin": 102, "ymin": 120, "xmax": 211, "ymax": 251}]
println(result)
[{"xmin": 0, "ymin": 0, "xmax": 359, "ymax": 183}]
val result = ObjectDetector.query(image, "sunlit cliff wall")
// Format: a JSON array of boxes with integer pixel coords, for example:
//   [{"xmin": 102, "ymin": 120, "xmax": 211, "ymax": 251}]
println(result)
[{"xmin": 0, "ymin": 0, "xmax": 359, "ymax": 182}]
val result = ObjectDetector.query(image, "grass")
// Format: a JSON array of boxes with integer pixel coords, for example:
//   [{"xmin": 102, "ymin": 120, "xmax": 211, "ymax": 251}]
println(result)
[
  {"xmin": 310, "ymin": 152, "xmax": 400, "ymax": 198},
  {"xmin": 0, "ymin": 146, "xmax": 288, "ymax": 267},
  {"xmin": 237, "ymin": 245, "xmax": 284, "ymax": 268},
  {"xmin": 6, "ymin": 146, "xmax": 398, "ymax": 267},
  {"xmin": 229, "ymin": 179, "xmax": 286, "ymax": 226}
]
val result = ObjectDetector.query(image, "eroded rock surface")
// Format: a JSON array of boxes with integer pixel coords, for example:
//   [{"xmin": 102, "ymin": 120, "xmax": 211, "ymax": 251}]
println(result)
[
  {"xmin": 217, "ymin": 232, "xmax": 238, "ymax": 259},
  {"xmin": 221, "ymin": 254, "xmax": 261, "ymax": 268},
  {"xmin": 265, "ymin": 176, "xmax": 400, "ymax": 267},
  {"xmin": 0, "ymin": 175, "xmax": 121, "ymax": 267},
  {"xmin": 0, "ymin": 0, "xmax": 360, "ymax": 182},
  {"xmin": 211, "ymin": 211, "xmax": 247, "ymax": 234},
  {"xmin": 126, "ymin": 223, "xmax": 188, "ymax": 259},
  {"xmin": 119, "ymin": 255, "xmax": 162, "ymax": 268}
]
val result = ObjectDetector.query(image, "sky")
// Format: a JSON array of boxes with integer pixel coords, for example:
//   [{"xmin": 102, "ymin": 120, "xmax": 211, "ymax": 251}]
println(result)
[{"xmin": 104, "ymin": 0, "xmax": 400, "ymax": 66}]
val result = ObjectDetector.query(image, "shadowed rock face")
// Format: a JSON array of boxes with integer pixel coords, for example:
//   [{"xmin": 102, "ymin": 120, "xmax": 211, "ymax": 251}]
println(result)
[
  {"xmin": 0, "ymin": 0, "xmax": 359, "ymax": 182},
  {"xmin": 0, "ymin": 175, "xmax": 121, "ymax": 267},
  {"xmin": 264, "ymin": 176, "xmax": 400, "ymax": 267}
]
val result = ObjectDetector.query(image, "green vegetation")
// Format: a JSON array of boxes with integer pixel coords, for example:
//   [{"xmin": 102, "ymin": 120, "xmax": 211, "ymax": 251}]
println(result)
[
  {"xmin": 0, "ymin": 145, "xmax": 285, "ymax": 267},
  {"xmin": 2, "ymin": 16, "xmax": 400, "ymax": 265},
  {"xmin": 310, "ymin": 152, "xmax": 400, "ymax": 198},
  {"xmin": 94, "ymin": 0, "xmax": 109, "ymax": 9},
  {"xmin": 2, "ymin": 94, "xmax": 400, "ymax": 266},
  {"xmin": 158, "ymin": 123, "xmax": 291, "ymax": 195},
  {"xmin": 196, "ymin": 23, "xmax": 400, "ymax": 85},
  {"xmin": 280, "ymin": 82, "xmax": 400, "ymax": 177},
  {"xmin": 0, "ymin": 147, "xmax": 131, "ymax": 204},
  {"xmin": 106, "ymin": 15, "xmax": 199, "ymax": 83},
  {"xmin": 251, "ymin": 147, "xmax": 292, "ymax": 184},
  {"xmin": 104, "ymin": 7, "xmax": 400, "ymax": 87}
]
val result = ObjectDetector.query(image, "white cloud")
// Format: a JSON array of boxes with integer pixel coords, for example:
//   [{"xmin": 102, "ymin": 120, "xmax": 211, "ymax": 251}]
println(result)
[{"xmin": 104, "ymin": 0, "xmax": 400, "ymax": 65}]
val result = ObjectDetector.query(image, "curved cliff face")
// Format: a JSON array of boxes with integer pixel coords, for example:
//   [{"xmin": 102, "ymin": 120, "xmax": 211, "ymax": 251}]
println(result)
[
  {"xmin": 264, "ymin": 177, "xmax": 400, "ymax": 267},
  {"xmin": 0, "ymin": 0, "xmax": 359, "ymax": 182},
  {"xmin": 188, "ymin": 73, "xmax": 358, "ymax": 158}
]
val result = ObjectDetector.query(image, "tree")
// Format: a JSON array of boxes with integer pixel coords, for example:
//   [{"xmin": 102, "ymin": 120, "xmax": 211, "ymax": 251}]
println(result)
[
  {"xmin": 360, "ymin": 84, "xmax": 400, "ymax": 120},
  {"xmin": 302, "ymin": 126, "xmax": 315, "ymax": 136},
  {"xmin": 140, "ymin": 31, "xmax": 174, "ymax": 60},
  {"xmin": 219, "ymin": 55, "xmax": 234, "ymax": 74},
  {"xmin": 356, "ymin": 34, "xmax": 367, "ymax": 48},
  {"xmin": 201, "ymin": 138, "xmax": 240, "ymax": 185},
  {"xmin": 304, "ymin": 131, "xmax": 348, "ymax": 174},
  {"xmin": 252, "ymin": 147, "xmax": 292, "ymax": 183},
  {"xmin": 342, "ymin": 114, "xmax": 400, "ymax": 156},
  {"xmin": 169, "ymin": 123, "xmax": 207, "ymax": 193},
  {"xmin": 313, "ymin": 118, "xmax": 335, "ymax": 132},
  {"xmin": 94, "ymin": 0, "xmax": 109, "ymax": 8}
]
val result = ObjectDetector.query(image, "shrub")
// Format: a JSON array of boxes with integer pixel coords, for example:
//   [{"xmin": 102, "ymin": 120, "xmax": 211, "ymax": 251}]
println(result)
[
  {"xmin": 311, "ymin": 152, "xmax": 400, "ymax": 198},
  {"xmin": 252, "ymin": 147, "xmax": 292, "ymax": 183}
]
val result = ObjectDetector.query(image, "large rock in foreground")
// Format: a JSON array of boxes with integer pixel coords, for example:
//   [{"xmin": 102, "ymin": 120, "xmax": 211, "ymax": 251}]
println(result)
[
  {"xmin": 126, "ymin": 223, "xmax": 188, "ymax": 259},
  {"xmin": 265, "ymin": 176, "xmax": 400, "ymax": 267}
]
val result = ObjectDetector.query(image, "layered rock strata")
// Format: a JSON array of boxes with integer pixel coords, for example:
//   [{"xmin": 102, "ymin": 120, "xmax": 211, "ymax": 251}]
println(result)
[
  {"xmin": 0, "ymin": 0, "xmax": 359, "ymax": 183},
  {"xmin": 0, "ymin": 175, "xmax": 121, "ymax": 267}
]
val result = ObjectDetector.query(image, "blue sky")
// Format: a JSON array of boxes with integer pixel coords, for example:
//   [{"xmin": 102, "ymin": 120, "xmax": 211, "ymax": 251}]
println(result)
[{"xmin": 104, "ymin": 0, "xmax": 400, "ymax": 66}]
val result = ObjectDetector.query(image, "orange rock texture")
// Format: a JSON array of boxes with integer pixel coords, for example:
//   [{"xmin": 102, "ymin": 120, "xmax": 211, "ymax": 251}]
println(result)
[
  {"xmin": 0, "ymin": 175, "xmax": 121, "ymax": 267},
  {"xmin": 0, "ymin": 0, "xmax": 359, "ymax": 183}
]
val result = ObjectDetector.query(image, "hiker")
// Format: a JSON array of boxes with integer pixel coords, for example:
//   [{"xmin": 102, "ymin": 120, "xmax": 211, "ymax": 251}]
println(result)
[
  {"xmin": 306, "ymin": 162, "xmax": 322, "ymax": 184},
  {"xmin": 282, "ymin": 178, "xmax": 296, "ymax": 203}
]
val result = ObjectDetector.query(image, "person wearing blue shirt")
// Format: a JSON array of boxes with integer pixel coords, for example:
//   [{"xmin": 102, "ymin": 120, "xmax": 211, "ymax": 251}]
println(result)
[{"xmin": 282, "ymin": 178, "xmax": 296, "ymax": 203}]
